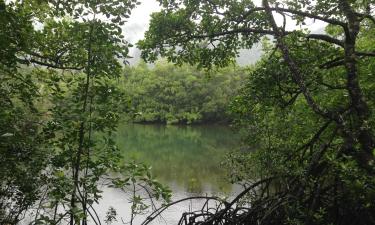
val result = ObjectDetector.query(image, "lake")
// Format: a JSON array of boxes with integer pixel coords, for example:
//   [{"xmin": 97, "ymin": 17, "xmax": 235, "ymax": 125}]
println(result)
[
  {"xmin": 96, "ymin": 123, "xmax": 240, "ymax": 225},
  {"xmin": 20, "ymin": 123, "xmax": 240, "ymax": 225}
]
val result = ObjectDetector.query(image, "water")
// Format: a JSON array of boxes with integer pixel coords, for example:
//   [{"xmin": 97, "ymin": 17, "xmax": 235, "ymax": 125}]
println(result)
[
  {"xmin": 97, "ymin": 123, "xmax": 239, "ymax": 225},
  {"xmin": 21, "ymin": 123, "xmax": 239, "ymax": 225}
]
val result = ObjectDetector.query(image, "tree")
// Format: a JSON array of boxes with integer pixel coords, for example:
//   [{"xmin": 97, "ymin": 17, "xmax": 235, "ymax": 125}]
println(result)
[
  {"xmin": 138, "ymin": 0, "xmax": 375, "ymax": 224},
  {"xmin": 1, "ymin": 2, "xmax": 50, "ymax": 222},
  {"xmin": 122, "ymin": 61, "xmax": 245, "ymax": 124},
  {"xmin": 1, "ymin": 1, "xmax": 170, "ymax": 224}
]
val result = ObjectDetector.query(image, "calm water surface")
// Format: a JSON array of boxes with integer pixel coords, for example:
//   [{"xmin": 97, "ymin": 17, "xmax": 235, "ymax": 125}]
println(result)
[{"xmin": 97, "ymin": 123, "xmax": 240, "ymax": 225}]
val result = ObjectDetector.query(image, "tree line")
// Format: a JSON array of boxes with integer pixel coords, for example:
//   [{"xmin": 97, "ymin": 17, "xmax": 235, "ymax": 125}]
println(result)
[{"xmin": 122, "ymin": 61, "xmax": 246, "ymax": 124}]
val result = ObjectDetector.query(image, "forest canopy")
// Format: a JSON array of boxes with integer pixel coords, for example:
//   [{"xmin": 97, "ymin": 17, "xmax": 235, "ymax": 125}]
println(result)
[
  {"xmin": 122, "ymin": 61, "xmax": 246, "ymax": 124},
  {"xmin": 138, "ymin": 0, "xmax": 375, "ymax": 224},
  {"xmin": 0, "ymin": 0, "xmax": 171, "ymax": 224},
  {"xmin": 1, "ymin": 0, "xmax": 375, "ymax": 225}
]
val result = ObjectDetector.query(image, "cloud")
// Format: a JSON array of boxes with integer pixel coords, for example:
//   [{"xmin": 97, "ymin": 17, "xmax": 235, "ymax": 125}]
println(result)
[
  {"xmin": 122, "ymin": 0, "xmax": 160, "ymax": 64},
  {"xmin": 123, "ymin": 0, "xmax": 160, "ymax": 43}
]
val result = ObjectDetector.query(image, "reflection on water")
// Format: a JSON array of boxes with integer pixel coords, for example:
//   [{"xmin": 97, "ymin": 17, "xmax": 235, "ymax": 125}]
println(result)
[
  {"xmin": 95, "ymin": 124, "xmax": 239, "ymax": 224},
  {"xmin": 21, "ymin": 124, "xmax": 240, "ymax": 225},
  {"xmin": 115, "ymin": 123, "xmax": 238, "ymax": 194}
]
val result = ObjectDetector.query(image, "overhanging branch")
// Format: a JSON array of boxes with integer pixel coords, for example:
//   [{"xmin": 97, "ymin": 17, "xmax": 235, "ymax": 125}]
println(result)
[
  {"xmin": 242, "ymin": 6, "xmax": 347, "ymax": 27},
  {"xmin": 307, "ymin": 34, "xmax": 344, "ymax": 47},
  {"xmin": 188, "ymin": 29, "xmax": 344, "ymax": 47},
  {"xmin": 263, "ymin": 0, "xmax": 336, "ymax": 120},
  {"xmin": 17, "ymin": 58, "xmax": 84, "ymax": 70}
]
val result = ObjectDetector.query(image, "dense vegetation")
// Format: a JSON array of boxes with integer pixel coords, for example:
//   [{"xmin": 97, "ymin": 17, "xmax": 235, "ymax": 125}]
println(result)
[
  {"xmin": 0, "ymin": 1, "xmax": 170, "ymax": 224},
  {"xmin": 139, "ymin": 0, "xmax": 375, "ymax": 225},
  {"xmin": 122, "ymin": 61, "xmax": 245, "ymax": 124},
  {"xmin": 1, "ymin": 0, "xmax": 375, "ymax": 225}
]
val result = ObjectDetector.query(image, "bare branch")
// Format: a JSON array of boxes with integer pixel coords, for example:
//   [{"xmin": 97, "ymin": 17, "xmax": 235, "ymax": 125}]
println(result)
[{"xmin": 141, "ymin": 196, "xmax": 226, "ymax": 225}]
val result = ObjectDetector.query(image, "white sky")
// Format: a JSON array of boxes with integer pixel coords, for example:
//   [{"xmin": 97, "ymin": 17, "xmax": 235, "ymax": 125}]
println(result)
[{"xmin": 124, "ymin": 0, "xmax": 161, "ymax": 45}]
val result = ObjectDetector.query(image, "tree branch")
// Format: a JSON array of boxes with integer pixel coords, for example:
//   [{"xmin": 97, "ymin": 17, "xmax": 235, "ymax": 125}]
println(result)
[
  {"xmin": 320, "ymin": 57, "xmax": 345, "ymax": 69},
  {"xmin": 189, "ymin": 28, "xmax": 278, "ymax": 39},
  {"xmin": 17, "ymin": 58, "xmax": 84, "ymax": 70},
  {"xmin": 242, "ymin": 7, "xmax": 347, "ymax": 27},
  {"xmin": 320, "ymin": 51, "xmax": 375, "ymax": 69},
  {"xmin": 263, "ymin": 0, "xmax": 336, "ymax": 120},
  {"xmin": 306, "ymin": 34, "xmax": 344, "ymax": 47},
  {"xmin": 141, "ymin": 196, "xmax": 225, "ymax": 225},
  {"xmin": 356, "ymin": 51, "xmax": 375, "ymax": 57},
  {"xmin": 188, "ymin": 29, "xmax": 344, "ymax": 47},
  {"xmin": 358, "ymin": 13, "xmax": 375, "ymax": 24}
]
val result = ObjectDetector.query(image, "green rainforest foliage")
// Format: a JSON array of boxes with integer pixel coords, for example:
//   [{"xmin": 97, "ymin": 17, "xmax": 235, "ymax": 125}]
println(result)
[
  {"xmin": 138, "ymin": 0, "xmax": 375, "ymax": 225},
  {"xmin": 122, "ymin": 61, "xmax": 246, "ymax": 124},
  {"xmin": 1, "ymin": 0, "xmax": 375, "ymax": 225},
  {"xmin": 0, "ymin": 1, "xmax": 171, "ymax": 224}
]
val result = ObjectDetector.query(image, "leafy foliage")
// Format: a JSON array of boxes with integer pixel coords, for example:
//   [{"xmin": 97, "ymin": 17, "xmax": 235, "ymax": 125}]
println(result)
[
  {"xmin": 0, "ymin": 0, "xmax": 170, "ymax": 224},
  {"xmin": 139, "ymin": 0, "xmax": 375, "ymax": 225},
  {"xmin": 0, "ymin": 67, "xmax": 47, "ymax": 224},
  {"xmin": 122, "ymin": 61, "xmax": 245, "ymax": 124}
]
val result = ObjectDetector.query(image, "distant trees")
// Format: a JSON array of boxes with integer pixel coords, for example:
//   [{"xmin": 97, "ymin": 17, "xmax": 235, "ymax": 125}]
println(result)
[{"xmin": 122, "ymin": 61, "xmax": 246, "ymax": 124}]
